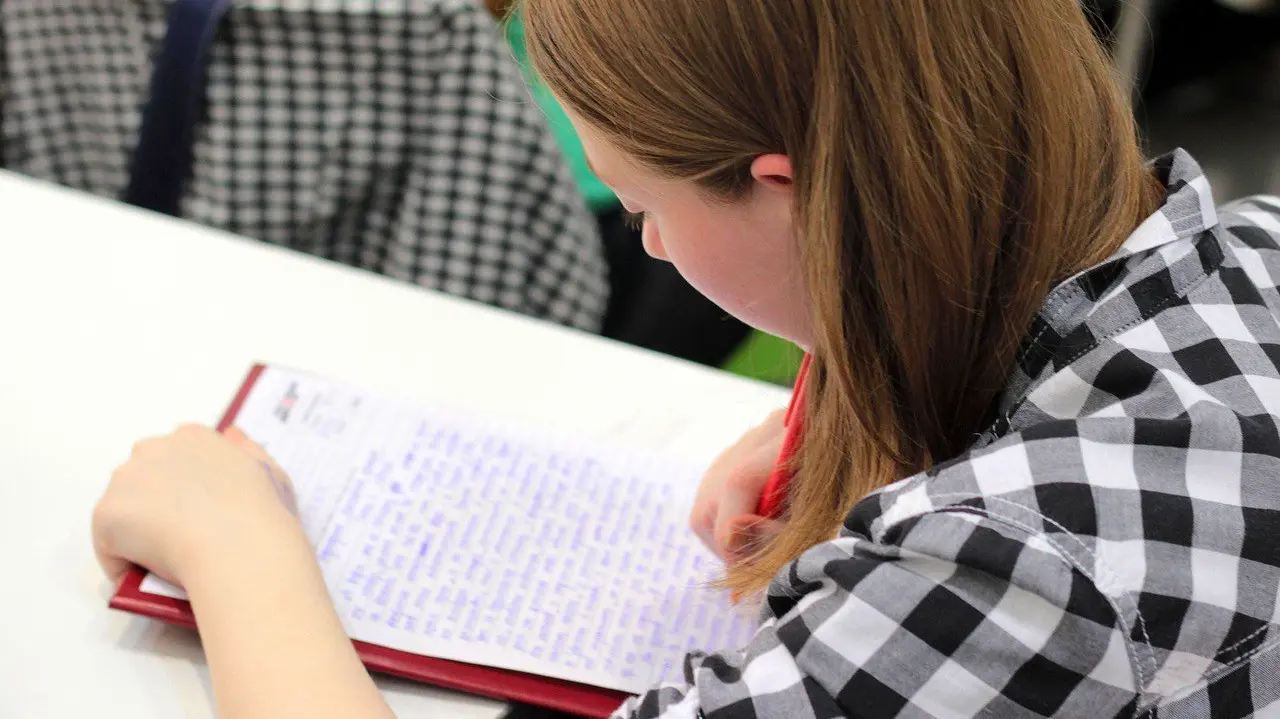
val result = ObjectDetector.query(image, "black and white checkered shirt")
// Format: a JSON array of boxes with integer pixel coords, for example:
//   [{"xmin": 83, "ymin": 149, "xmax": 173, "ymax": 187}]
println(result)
[
  {"xmin": 0, "ymin": 0, "xmax": 608, "ymax": 331},
  {"xmin": 618, "ymin": 151, "xmax": 1280, "ymax": 719}
]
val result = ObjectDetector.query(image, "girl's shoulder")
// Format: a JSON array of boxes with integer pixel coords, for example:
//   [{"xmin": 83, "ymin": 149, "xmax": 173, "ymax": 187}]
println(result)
[
  {"xmin": 825, "ymin": 162, "xmax": 1280, "ymax": 712},
  {"xmin": 1217, "ymin": 194, "xmax": 1280, "ymax": 234}
]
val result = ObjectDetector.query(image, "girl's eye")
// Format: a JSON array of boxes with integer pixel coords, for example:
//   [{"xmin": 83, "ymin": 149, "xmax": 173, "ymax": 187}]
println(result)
[{"xmin": 624, "ymin": 211, "xmax": 648, "ymax": 231}]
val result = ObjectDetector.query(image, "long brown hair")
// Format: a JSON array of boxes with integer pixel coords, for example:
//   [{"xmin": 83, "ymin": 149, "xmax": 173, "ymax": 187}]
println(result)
[{"xmin": 525, "ymin": 0, "xmax": 1160, "ymax": 594}]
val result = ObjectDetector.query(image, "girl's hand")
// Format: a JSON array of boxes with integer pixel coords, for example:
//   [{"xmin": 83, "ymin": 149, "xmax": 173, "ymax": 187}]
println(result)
[
  {"xmin": 93, "ymin": 424, "xmax": 302, "ymax": 588},
  {"xmin": 96, "ymin": 426, "xmax": 397, "ymax": 719},
  {"xmin": 690, "ymin": 409, "xmax": 787, "ymax": 561}
]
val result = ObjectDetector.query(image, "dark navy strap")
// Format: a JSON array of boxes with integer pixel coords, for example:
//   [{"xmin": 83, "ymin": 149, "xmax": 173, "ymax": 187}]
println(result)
[{"xmin": 124, "ymin": 0, "xmax": 232, "ymax": 216}]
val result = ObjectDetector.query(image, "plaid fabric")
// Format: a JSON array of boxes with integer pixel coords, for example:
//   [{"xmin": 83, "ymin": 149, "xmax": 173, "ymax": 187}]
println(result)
[
  {"xmin": 616, "ymin": 151, "xmax": 1280, "ymax": 719},
  {"xmin": 0, "ymin": 0, "xmax": 607, "ymax": 331}
]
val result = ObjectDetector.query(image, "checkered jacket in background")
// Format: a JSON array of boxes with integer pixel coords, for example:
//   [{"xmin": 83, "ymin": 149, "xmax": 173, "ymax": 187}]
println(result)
[
  {"xmin": 0, "ymin": 0, "xmax": 608, "ymax": 332},
  {"xmin": 617, "ymin": 153, "xmax": 1280, "ymax": 718}
]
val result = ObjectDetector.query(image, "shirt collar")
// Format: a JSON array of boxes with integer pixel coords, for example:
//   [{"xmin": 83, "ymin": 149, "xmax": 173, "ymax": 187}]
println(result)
[
  {"xmin": 1116, "ymin": 149, "xmax": 1219, "ymax": 258},
  {"xmin": 990, "ymin": 149, "xmax": 1227, "ymax": 439}
]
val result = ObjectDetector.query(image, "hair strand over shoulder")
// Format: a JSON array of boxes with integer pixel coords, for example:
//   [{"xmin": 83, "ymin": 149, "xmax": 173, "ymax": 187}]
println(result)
[{"xmin": 524, "ymin": 0, "xmax": 1160, "ymax": 595}]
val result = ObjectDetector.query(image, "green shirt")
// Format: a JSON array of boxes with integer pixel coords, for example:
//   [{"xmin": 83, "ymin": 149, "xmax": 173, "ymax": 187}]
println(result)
[{"xmin": 505, "ymin": 15, "xmax": 619, "ymax": 214}]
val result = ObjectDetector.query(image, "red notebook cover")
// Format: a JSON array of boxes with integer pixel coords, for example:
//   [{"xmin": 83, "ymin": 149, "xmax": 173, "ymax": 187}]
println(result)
[{"xmin": 109, "ymin": 364, "xmax": 630, "ymax": 718}]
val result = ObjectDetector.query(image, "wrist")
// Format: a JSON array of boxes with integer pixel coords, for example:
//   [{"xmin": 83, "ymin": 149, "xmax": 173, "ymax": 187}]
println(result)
[{"xmin": 179, "ymin": 509, "xmax": 317, "ymax": 603}]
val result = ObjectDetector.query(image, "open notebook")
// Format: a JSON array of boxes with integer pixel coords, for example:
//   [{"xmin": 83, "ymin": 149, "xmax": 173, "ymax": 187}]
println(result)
[{"xmin": 110, "ymin": 364, "xmax": 758, "ymax": 717}]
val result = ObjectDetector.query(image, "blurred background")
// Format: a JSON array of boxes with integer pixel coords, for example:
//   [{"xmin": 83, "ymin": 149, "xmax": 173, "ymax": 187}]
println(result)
[
  {"xmin": 2, "ymin": 0, "xmax": 1277, "ymax": 388},
  {"xmin": 1109, "ymin": 0, "xmax": 1279, "ymax": 199}
]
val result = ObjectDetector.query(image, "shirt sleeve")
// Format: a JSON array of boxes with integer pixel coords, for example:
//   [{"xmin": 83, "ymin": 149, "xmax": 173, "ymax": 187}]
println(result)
[{"xmin": 612, "ymin": 508, "xmax": 1141, "ymax": 718}]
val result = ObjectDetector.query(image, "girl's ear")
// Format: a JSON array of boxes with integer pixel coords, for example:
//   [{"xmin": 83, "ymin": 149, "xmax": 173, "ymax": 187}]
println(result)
[{"xmin": 750, "ymin": 154, "xmax": 794, "ymax": 190}]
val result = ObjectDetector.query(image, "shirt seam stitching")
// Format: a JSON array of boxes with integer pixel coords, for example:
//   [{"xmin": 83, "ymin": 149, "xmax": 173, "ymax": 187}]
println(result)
[{"xmin": 916, "ymin": 495, "xmax": 1158, "ymax": 698}]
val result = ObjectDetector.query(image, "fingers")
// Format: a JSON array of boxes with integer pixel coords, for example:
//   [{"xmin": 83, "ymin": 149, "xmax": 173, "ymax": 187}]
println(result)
[
  {"xmin": 724, "ymin": 514, "xmax": 784, "ymax": 559},
  {"xmin": 691, "ymin": 408, "xmax": 792, "ymax": 559},
  {"xmin": 224, "ymin": 425, "xmax": 285, "ymax": 477},
  {"xmin": 763, "ymin": 407, "xmax": 788, "ymax": 430},
  {"xmin": 690, "ymin": 499, "xmax": 717, "ymax": 555},
  {"xmin": 93, "ymin": 423, "xmax": 304, "ymax": 591},
  {"xmin": 223, "ymin": 425, "xmax": 268, "ymax": 460},
  {"xmin": 92, "ymin": 507, "xmax": 131, "ymax": 586},
  {"xmin": 92, "ymin": 482, "xmax": 140, "ymax": 588},
  {"xmin": 95, "ymin": 545, "xmax": 132, "ymax": 587},
  {"xmin": 712, "ymin": 435, "xmax": 786, "ymax": 556}
]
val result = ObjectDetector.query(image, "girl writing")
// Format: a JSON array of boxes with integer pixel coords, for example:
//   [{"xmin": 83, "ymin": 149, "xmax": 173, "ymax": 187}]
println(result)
[{"xmin": 92, "ymin": 1, "xmax": 1280, "ymax": 716}]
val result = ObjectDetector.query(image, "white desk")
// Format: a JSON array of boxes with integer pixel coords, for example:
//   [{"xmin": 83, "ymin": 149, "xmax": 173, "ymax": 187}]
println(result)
[{"xmin": 0, "ymin": 172, "xmax": 789, "ymax": 718}]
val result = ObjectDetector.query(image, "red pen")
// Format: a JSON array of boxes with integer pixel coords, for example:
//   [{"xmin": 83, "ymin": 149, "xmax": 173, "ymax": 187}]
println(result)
[{"xmin": 757, "ymin": 353, "xmax": 811, "ymax": 519}]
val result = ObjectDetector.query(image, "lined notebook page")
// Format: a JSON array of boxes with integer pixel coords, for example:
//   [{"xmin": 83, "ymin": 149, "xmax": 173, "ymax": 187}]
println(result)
[{"xmin": 142, "ymin": 366, "xmax": 758, "ymax": 694}]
